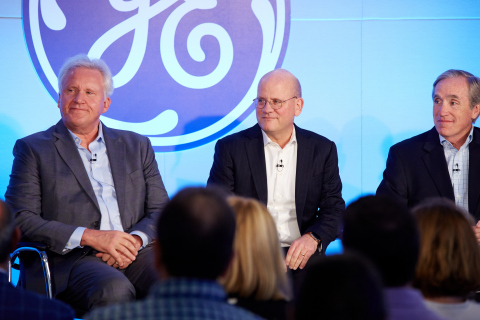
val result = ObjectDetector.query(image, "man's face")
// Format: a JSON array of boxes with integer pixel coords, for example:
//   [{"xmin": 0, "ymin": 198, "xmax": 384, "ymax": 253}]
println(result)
[
  {"xmin": 58, "ymin": 67, "xmax": 110, "ymax": 133},
  {"xmin": 256, "ymin": 75, "xmax": 303, "ymax": 139},
  {"xmin": 433, "ymin": 76, "xmax": 479, "ymax": 144}
]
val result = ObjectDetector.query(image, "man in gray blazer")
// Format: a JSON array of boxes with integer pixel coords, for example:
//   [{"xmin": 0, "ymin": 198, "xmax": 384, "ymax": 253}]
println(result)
[{"xmin": 5, "ymin": 54, "xmax": 169, "ymax": 316}]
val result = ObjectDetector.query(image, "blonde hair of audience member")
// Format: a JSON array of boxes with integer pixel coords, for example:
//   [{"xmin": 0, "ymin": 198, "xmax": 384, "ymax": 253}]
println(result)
[
  {"xmin": 221, "ymin": 196, "xmax": 290, "ymax": 301},
  {"xmin": 412, "ymin": 198, "xmax": 480, "ymax": 299}
]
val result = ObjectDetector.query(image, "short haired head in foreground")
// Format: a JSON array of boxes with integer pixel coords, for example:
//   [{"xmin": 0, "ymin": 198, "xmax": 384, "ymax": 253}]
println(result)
[
  {"xmin": 58, "ymin": 54, "xmax": 114, "ymax": 98},
  {"xmin": 156, "ymin": 187, "xmax": 236, "ymax": 280},
  {"xmin": 296, "ymin": 253, "xmax": 387, "ymax": 320},
  {"xmin": 342, "ymin": 195, "xmax": 419, "ymax": 287},
  {"xmin": 221, "ymin": 196, "xmax": 290, "ymax": 301},
  {"xmin": 412, "ymin": 198, "xmax": 480, "ymax": 298},
  {"xmin": 0, "ymin": 200, "xmax": 15, "ymax": 262}
]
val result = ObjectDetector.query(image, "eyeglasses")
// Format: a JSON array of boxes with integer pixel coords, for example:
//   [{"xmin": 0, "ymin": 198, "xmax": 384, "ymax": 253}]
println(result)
[{"xmin": 253, "ymin": 96, "xmax": 297, "ymax": 110}]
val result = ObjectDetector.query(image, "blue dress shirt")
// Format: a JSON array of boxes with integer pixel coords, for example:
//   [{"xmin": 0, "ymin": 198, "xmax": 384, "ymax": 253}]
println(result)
[{"xmin": 65, "ymin": 123, "xmax": 149, "ymax": 251}]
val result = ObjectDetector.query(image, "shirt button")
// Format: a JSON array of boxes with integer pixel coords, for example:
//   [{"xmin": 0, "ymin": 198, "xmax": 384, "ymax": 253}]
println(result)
[{"xmin": 278, "ymin": 195, "xmax": 283, "ymax": 199}]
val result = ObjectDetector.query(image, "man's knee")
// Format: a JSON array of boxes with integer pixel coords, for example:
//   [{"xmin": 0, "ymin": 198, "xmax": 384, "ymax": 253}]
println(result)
[{"xmin": 88, "ymin": 273, "xmax": 135, "ymax": 308}]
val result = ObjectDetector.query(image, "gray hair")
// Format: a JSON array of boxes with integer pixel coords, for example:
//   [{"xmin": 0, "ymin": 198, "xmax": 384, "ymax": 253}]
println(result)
[
  {"xmin": 0, "ymin": 200, "xmax": 15, "ymax": 261},
  {"xmin": 58, "ymin": 54, "xmax": 114, "ymax": 98},
  {"xmin": 432, "ymin": 69, "xmax": 480, "ymax": 110}
]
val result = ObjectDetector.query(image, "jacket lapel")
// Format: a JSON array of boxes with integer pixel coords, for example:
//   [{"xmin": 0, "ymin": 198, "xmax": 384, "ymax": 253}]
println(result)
[
  {"xmin": 469, "ymin": 127, "xmax": 480, "ymax": 217},
  {"xmin": 422, "ymin": 127, "xmax": 455, "ymax": 200},
  {"xmin": 52, "ymin": 120, "xmax": 100, "ymax": 211},
  {"xmin": 245, "ymin": 125, "xmax": 268, "ymax": 204},
  {"xmin": 294, "ymin": 125, "xmax": 313, "ymax": 222},
  {"xmin": 103, "ymin": 124, "xmax": 126, "ymax": 219}
]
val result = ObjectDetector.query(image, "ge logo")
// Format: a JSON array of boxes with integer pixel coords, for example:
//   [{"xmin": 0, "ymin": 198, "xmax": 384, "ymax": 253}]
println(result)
[{"xmin": 23, "ymin": 0, "xmax": 291, "ymax": 151}]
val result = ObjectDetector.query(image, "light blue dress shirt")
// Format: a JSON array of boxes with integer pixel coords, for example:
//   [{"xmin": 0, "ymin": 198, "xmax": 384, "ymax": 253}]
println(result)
[
  {"xmin": 439, "ymin": 126, "xmax": 473, "ymax": 212},
  {"xmin": 64, "ymin": 123, "xmax": 149, "ymax": 251}
]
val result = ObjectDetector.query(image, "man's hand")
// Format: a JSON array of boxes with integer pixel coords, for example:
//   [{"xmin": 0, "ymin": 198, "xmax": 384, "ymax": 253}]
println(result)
[
  {"xmin": 473, "ymin": 221, "xmax": 480, "ymax": 244},
  {"xmin": 95, "ymin": 235, "xmax": 142, "ymax": 269},
  {"xmin": 285, "ymin": 234, "xmax": 318, "ymax": 270},
  {"xmin": 81, "ymin": 230, "xmax": 139, "ymax": 267},
  {"xmin": 95, "ymin": 252, "xmax": 134, "ymax": 269}
]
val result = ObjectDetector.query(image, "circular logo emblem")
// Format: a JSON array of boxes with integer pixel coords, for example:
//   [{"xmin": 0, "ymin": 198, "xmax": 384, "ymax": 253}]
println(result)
[{"xmin": 23, "ymin": 0, "xmax": 291, "ymax": 151}]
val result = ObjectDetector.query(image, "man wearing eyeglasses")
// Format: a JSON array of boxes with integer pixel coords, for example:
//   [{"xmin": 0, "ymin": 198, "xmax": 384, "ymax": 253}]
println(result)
[{"xmin": 208, "ymin": 69, "xmax": 344, "ymax": 295}]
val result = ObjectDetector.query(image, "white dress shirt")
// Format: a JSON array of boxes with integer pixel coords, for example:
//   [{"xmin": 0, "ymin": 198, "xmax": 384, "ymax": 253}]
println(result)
[{"xmin": 262, "ymin": 127, "xmax": 301, "ymax": 247}]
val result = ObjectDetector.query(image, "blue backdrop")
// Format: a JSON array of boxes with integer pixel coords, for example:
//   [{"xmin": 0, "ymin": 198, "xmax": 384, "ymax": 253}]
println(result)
[{"xmin": 1, "ymin": 0, "xmax": 480, "ymax": 254}]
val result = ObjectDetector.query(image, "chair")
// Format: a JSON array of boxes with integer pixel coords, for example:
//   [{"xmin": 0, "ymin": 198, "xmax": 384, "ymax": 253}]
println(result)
[{"xmin": 8, "ymin": 242, "xmax": 53, "ymax": 298}]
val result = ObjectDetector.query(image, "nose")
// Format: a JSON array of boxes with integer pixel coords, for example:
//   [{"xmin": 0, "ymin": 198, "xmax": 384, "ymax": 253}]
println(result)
[
  {"xmin": 74, "ymin": 91, "xmax": 86, "ymax": 103},
  {"xmin": 262, "ymin": 100, "xmax": 275, "ymax": 113},
  {"xmin": 437, "ymin": 102, "xmax": 449, "ymax": 116}
]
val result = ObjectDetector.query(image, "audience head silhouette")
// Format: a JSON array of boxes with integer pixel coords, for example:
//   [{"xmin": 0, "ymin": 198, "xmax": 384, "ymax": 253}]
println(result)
[
  {"xmin": 156, "ymin": 187, "xmax": 235, "ymax": 279},
  {"xmin": 343, "ymin": 195, "xmax": 419, "ymax": 287},
  {"xmin": 296, "ymin": 253, "xmax": 387, "ymax": 320},
  {"xmin": 412, "ymin": 198, "xmax": 480, "ymax": 298}
]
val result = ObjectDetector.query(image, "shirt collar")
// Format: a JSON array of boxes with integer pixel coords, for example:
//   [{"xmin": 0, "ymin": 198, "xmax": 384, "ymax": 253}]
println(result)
[
  {"xmin": 439, "ymin": 125, "xmax": 474, "ymax": 148},
  {"xmin": 68, "ymin": 122, "xmax": 104, "ymax": 147},
  {"xmin": 262, "ymin": 126, "xmax": 297, "ymax": 147}
]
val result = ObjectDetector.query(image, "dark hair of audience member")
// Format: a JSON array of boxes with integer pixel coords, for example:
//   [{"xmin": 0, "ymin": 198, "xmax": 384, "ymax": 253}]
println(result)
[
  {"xmin": 0, "ymin": 200, "xmax": 15, "ymax": 262},
  {"xmin": 156, "ymin": 187, "xmax": 236, "ymax": 280},
  {"xmin": 412, "ymin": 198, "xmax": 480, "ymax": 298},
  {"xmin": 296, "ymin": 253, "xmax": 387, "ymax": 320},
  {"xmin": 221, "ymin": 196, "xmax": 290, "ymax": 300},
  {"xmin": 342, "ymin": 195, "xmax": 419, "ymax": 287}
]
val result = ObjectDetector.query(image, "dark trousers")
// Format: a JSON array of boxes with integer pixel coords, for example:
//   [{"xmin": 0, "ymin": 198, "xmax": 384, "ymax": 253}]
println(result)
[
  {"xmin": 283, "ymin": 247, "xmax": 323, "ymax": 300},
  {"xmin": 57, "ymin": 244, "xmax": 158, "ymax": 317}
]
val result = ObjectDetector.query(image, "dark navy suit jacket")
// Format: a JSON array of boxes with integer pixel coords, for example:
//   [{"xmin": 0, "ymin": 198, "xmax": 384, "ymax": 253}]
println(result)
[
  {"xmin": 0, "ymin": 273, "xmax": 74, "ymax": 320},
  {"xmin": 5, "ymin": 120, "xmax": 169, "ymax": 295},
  {"xmin": 377, "ymin": 126, "xmax": 480, "ymax": 220},
  {"xmin": 207, "ymin": 124, "xmax": 345, "ymax": 253}
]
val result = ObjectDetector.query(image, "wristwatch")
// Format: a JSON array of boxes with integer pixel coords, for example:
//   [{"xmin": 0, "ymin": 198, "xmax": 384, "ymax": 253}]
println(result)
[{"xmin": 306, "ymin": 231, "xmax": 322, "ymax": 247}]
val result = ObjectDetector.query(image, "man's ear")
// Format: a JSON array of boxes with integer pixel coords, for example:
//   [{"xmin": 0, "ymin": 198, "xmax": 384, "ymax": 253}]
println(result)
[
  {"xmin": 154, "ymin": 240, "xmax": 169, "ymax": 279},
  {"xmin": 219, "ymin": 252, "xmax": 235, "ymax": 278},
  {"xmin": 472, "ymin": 103, "xmax": 480, "ymax": 123},
  {"xmin": 10, "ymin": 227, "xmax": 21, "ymax": 253},
  {"xmin": 294, "ymin": 97, "xmax": 304, "ymax": 117}
]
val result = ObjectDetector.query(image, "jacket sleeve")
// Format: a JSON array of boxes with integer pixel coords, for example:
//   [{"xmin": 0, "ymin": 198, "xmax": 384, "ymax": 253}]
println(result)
[
  {"xmin": 127, "ymin": 137, "xmax": 169, "ymax": 240},
  {"xmin": 305, "ymin": 141, "xmax": 345, "ymax": 250},
  {"xmin": 5, "ymin": 139, "xmax": 78, "ymax": 254},
  {"xmin": 207, "ymin": 138, "xmax": 235, "ymax": 193},
  {"xmin": 376, "ymin": 145, "xmax": 409, "ymax": 207}
]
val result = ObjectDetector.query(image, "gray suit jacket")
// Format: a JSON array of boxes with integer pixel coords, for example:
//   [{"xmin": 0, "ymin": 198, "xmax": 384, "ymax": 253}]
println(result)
[
  {"xmin": 207, "ymin": 124, "xmax": 345, "ymax": 253},
  {"xmin": 5, "ymin": 120, "xmax": 168, "ymax": 295}
]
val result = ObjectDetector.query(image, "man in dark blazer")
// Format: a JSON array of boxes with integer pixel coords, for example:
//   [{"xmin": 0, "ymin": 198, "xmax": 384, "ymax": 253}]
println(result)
[
  {"xmin": 0, "ymin": 199, "xmax": 74, "ymax": 320},
  {"xmin": 377, "ymin": 69, "xmax": 480, "ymax": 239},
  {"xmin": 4, "ymin": 55, "xmax": 168, "ymax": 316},
  {"xmin": 208, "ymin": 69, "xmax": 344, "ymax": 279}
]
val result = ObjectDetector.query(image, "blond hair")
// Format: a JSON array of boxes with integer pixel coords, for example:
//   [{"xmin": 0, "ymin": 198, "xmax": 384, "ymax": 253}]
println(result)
[
  {"xmin": 412, "ymin": 198, "xmax": 480, "ymax": 297},
  {"xmin": 220, "ymin": 196, "xmax": 291, "ymax": 301}
]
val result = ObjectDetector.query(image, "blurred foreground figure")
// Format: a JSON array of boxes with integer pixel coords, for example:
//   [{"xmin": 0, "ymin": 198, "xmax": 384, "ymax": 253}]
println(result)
[
  {"xmin": 0, "ymin": 199, "xmax": 74, "ymax": 320},
  {"xmin": 413, "ymin": 198, "xmax": 480, "ymax": 320},
  {"xmin": 87, "ymin": 187, "xmax": 262, "ymax": 320},
  {"xmin": 221, "ymin": 196, "xmax": 291, "ymax": 320},
  {"xmin": 296, "ymin": 253, "xmax": 387, "ymax": 320},
  {"xmin": 342, "ymin": 195, "xmax": 443, "ymax": 320}
]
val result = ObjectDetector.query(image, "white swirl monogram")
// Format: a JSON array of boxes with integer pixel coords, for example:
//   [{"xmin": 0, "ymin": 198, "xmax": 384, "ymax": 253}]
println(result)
[{"xmin": 29, "ymin": 0, "xmax": 288, "ymax": 147}]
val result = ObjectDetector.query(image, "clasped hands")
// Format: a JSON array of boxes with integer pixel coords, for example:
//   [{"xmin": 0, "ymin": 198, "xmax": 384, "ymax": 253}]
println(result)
[
  {"xmin": 284, "ymin": 233, "xmax": 318, "ymax": 271},
  {"xmin": 81, "ymin": 229, "xmax": 142, "ymax": 269}
]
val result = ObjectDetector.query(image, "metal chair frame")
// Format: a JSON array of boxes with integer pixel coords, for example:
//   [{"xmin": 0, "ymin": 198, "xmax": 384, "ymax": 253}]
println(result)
[{"xmin": 8, "ymin": 245, "xmax": 53, "ymax": 299}]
